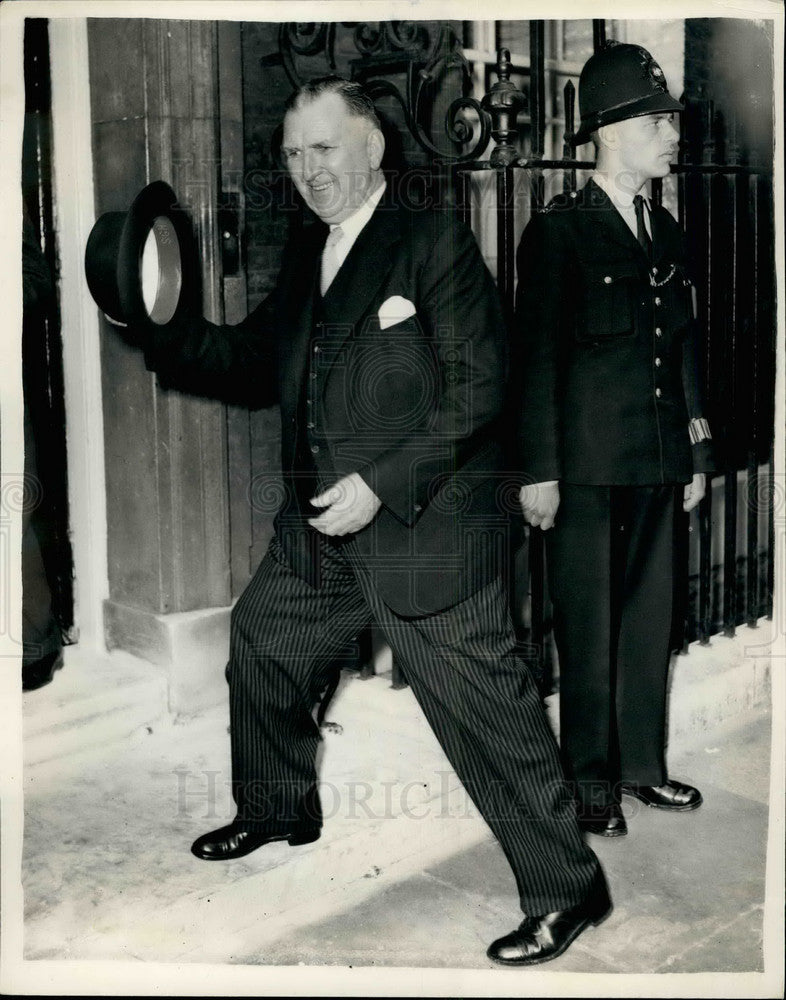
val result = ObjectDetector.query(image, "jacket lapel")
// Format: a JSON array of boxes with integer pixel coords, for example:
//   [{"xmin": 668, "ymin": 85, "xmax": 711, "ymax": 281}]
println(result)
[
  {"xmin": 320, "ymin": 195, "xmax": 402, "ymax": 331},
  {"xmin": 581, "ymin": 179, "xmax": 651, "ymax": 272}
]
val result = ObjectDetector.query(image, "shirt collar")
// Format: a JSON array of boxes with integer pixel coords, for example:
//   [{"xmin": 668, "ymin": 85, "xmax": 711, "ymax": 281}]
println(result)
[
  {"xmin": 592, "ymin": 171, "xmax": 650, "ymax": 212},
  {"xmin": 329, "ymin": 178, "xmax": 387, "ymax": 246}
]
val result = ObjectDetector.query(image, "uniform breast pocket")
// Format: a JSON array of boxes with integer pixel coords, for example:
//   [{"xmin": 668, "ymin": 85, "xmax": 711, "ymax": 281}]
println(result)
[{"xmin": 575, "ymin": 261, "xmax": 641, "ymax": 343}]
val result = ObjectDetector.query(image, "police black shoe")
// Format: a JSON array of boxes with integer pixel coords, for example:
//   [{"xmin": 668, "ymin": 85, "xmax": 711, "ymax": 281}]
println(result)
[
  {"xmin": 487, "ymin": 872, "xmax": 612, "ymax": 966},
  {"xmin": 621, "ymin": 779, "xmax": 703, "ymax": 811},
  {"xmin": 577, "ymin": 802, "xmax": 628, "ymax": 838},
  {"xmin": 190, "ymin": 822, "xmax": 320, "ymax": 860}
]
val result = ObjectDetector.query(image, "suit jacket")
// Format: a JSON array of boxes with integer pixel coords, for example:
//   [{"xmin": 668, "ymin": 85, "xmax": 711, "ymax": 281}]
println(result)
[
  {"xmin": 513, "ymin": 179, "xmax": 714, "ymax": 487},
  {"xmin": 143, "ymin": 193, "xmax": 509, "ymax": 616}
]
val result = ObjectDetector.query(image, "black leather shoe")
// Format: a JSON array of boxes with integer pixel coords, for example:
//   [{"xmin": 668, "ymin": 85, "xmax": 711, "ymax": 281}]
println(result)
[
  {"xmin": 577, "ymin": 802, "xmax": 627, "ymax": 838},
  {"xmin": 487, "ymin": 872, "xmax": 612, "ymax": 966},
  {"xmin": 621, "ymin": 779, "xmax": 702, "ymax": 811},
  {"xmin": 22, "ymin": 650, "xmax": 63, "ymax": 691},
  {"xmin": 190, "ymin": 822, "xmax": 320, "ymax": 860}
]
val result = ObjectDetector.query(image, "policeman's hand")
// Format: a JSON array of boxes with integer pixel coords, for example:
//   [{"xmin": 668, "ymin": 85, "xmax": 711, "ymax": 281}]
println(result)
[
  {"xmin": 309, "ymin": 473, "xmax": 382, "ymax": 536},
  {"xmin": 683, "ymin": 472, "xmax": 706, "ymax": 512},
  {"xmin": 519, "ymin": 482, "xmax": 560, "ymax": 531}
]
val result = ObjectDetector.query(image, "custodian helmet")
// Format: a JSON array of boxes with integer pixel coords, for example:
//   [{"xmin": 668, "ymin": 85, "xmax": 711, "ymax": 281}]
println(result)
[{"xmin": 573, "ymin": 41, "xmax": 684, "ymax": 145}]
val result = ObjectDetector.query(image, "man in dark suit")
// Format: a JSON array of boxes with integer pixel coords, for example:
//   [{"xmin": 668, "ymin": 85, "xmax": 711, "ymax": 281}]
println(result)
[
  {"xmin": 515, "ymin": 44, "xmax": 714, "ymax": 838},
  {"xmin": 136, "ymin": 77, "xmax": 609, "ymax": 965}
]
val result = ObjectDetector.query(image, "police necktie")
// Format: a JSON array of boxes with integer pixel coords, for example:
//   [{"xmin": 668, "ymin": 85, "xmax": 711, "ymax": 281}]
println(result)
[
  {"xmin": 320, "ymin": 225, "xmax": 344, "ymax": 296},
  {"xmin": 633, "ymin": 195, "xmax": 652, "ymax": 259}
]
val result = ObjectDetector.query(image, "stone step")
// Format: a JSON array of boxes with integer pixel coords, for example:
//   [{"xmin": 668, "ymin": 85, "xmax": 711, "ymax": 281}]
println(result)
[
  {"xmin": 666, "ymin": 622, "xmax": 773, "ymax": 741},
  {"xmin": 22, "ymin": 620, "xmax": 773, "ymax": 769},
  {"xmin": 23, "ymin": 649, "xmax": 169, "ymax": 767}
]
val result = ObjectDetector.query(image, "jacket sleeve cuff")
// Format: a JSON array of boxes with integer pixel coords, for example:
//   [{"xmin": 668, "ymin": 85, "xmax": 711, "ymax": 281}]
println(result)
[
  {"xmin": 354, "ymin": 460, "xmax": 424, "ymax": 527},
  {"xmin": 691, "ymin": 439, "xmax": 717, "ymax": 475}
]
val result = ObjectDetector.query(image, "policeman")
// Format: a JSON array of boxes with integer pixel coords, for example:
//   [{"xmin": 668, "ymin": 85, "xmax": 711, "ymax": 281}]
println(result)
[{"xmin": 514, "ymin": 41, "xmax": 714, "ymax": 838}]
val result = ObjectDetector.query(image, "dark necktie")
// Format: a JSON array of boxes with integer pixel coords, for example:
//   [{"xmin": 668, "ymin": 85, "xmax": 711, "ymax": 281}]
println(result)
[{"xmin": 633, "ymin": 195, "xmax": 652, "ymax": 259}]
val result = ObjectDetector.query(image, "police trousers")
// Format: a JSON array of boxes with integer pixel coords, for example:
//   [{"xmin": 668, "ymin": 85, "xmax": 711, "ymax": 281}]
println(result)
[{"xmin": 547, "ymin": 484, "xmax": 681, "ymax": 812}]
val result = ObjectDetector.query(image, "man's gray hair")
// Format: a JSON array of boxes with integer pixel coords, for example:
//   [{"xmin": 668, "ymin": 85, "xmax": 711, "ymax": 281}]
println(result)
[{"xmin": 284, "ymin": 76, "xmax": 381, "ymax": 129}]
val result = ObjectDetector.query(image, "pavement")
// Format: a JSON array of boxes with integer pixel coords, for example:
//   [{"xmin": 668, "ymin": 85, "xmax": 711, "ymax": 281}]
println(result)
[{"xmin": 7, "ymin": 637, "xmax": 783, "ymax": 997}]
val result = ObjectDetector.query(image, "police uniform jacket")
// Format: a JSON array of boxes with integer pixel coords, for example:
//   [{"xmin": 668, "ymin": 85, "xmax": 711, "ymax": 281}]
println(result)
[
  {"xmin": 141, "ymin": 193, "xmax": 508, "ymax": 617},
  {"xmin": 514, "ymin": 178, "xmax": 713, "ymax": 486}
]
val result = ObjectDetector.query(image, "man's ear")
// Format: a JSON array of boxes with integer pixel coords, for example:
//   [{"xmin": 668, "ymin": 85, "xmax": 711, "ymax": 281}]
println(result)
[
  {"xmin": 366, "ymin": 128, "xmax": 385, "ymax": 170},
  {"xmin": 597, "ymin": 123, "xmax": 620, "ymax": 152}
]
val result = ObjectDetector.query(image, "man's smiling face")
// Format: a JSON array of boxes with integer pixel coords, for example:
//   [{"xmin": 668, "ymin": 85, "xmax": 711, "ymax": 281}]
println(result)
[{"xmin": 281, "ymin": 91, "xmax": 384, "ymax": 225}]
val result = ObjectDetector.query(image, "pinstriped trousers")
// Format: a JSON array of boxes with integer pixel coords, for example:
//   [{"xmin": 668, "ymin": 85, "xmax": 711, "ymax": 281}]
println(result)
[{"xmin": 228, "ymin": 529, "xmax": 600, "ymax": 915}]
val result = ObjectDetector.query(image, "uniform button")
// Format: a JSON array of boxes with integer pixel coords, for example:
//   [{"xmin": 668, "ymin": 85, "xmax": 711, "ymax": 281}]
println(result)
[
  {"xmin": 654, "ymin": 296, "xmax": 662, "ymax": 306},
  {"xmin": 306, "ymin": 421, "xmax": 315, "ymax": 429},
  {"xmin": 414, "ymin": 503, "xmax": 422, "ymax": 513},
  {"xmin": 310, "ymin": 371, "xmax": 317, "ymax": 379},
  {"xmin": 655, "ymin": 356, "xmax": 662, "ymax": 367},
  {"xmin": 652, "ymin": 266, "xmax": 658, "ymax": 276},
  {"xmin": 655, "ymin": 387, "xmax": 662, "ymax": 398},
  {"xmin": 310, "ymin": 444, "xmax": 320, "ymax": 455},
  {"xmin": 313, "ymin": 344, "xmax": 320, "ymax": 353},
  {"xmin": 603, "ymin": 275, "xmax": 612, "ymax": 284},
  {"xmin": 655, "ymin": 327, "xmax": 662, "ymax": 337}
]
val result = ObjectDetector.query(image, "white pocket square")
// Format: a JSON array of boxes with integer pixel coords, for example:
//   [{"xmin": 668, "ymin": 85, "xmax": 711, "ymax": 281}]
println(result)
[{"xmin": 378, "ymin": 295, "xmax": 417, "ymax": 330}]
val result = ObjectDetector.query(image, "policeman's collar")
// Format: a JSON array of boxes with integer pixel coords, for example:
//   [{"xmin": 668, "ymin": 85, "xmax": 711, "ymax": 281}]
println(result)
[{"xmin": 591, "ymin": 171, "xmax": 650, "ymax": 211}]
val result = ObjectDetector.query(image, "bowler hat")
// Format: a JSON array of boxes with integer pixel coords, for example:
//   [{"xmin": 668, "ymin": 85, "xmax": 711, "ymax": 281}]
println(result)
[
  {"xmin": 84, "ymin": 180, "xmax": 196, "ymax": 327},
  {"xmin": 573, "ymin": 41, "xmax": 684, "ymax": 145}
]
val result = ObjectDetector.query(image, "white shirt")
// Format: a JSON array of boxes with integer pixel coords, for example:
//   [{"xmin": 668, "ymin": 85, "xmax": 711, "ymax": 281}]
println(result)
[
  {"xmin": 591, "ymin": 171, "xmax": 652, "ymax": 241},
  {"xmin": 327, "ymin": 179, "xmax": 387, "ymax": 271}
]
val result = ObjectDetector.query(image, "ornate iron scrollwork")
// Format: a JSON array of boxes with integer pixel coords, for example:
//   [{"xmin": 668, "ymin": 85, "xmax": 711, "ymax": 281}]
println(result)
[
  {"xmin": 274, "ymin": 21, "xmax": 506, "ymax": 163},
  {"xmin": 279, "ymin": 22, "xmax": 337, "ymax": 80},
  {"xmin": 283, "ymin": 22, "xmax": 328, "ymax": 57},
  {"xmin": 352, "ymin": 22, "xmax": 384, "ymax": 56}
]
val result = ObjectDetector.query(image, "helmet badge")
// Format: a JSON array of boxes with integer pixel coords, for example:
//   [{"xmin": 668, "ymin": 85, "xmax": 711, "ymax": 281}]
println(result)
[{"xmin": 642, "ymin": 51, "xmax": 668, "ymax": 92}]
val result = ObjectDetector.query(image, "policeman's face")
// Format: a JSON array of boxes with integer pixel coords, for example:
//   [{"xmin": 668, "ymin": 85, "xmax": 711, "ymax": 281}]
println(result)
[
  {"xmin": 615, "ymin": 113, "xmax": 680, "ymax": 183},
  {"xmin": 282, "ymin": 92, "xmax": 384, "ymax": 225}
]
